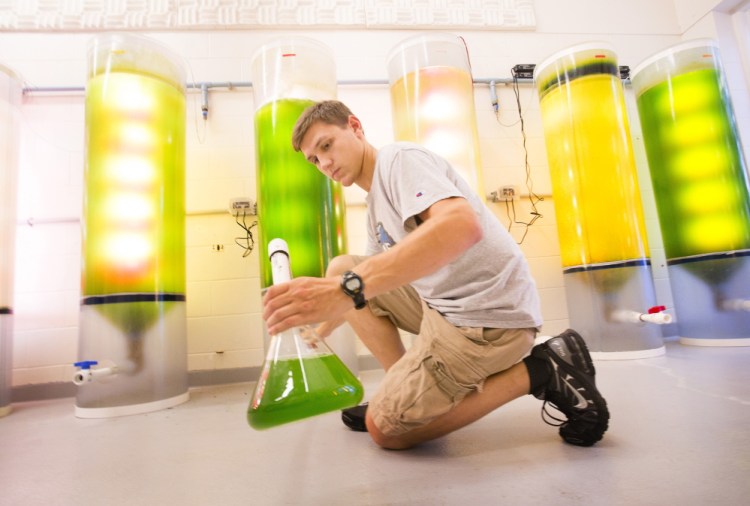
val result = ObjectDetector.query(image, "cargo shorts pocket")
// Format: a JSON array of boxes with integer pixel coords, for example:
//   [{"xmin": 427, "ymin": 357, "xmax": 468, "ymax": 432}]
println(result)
[
  {"xmin": 371, "ymin": 349, "xmax": 472, "ymax": 436},
  {"xmin": 428, "ymin": 336, "xmax": 488, "ymax": 399}
]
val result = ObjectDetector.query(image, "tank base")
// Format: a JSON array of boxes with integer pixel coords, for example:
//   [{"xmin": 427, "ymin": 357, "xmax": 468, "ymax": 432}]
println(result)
[
  {"xmin": 74, "ymin": 391, "xmax": 189, "ymax": 419},
  {"xmin": 679, "ymin": 337, "xmax": 750, "ymax": 347},
  {"xmin": 0, "ymin": 404, "xmax": 11, "ymax": 417},
  {"xmin": 563, "ymin": 262, "xmax": 666, "ymax": 356},
  {"xmin": 668, "ymin": 255, "xmax": 750, "ymax": 341},
  {"xmin": 590, "ymin": 345, "xmax": 666, "ymax": 361}
]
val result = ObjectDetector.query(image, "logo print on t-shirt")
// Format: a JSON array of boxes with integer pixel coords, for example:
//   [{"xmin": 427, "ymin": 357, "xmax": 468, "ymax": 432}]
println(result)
[
  {"xmin": 376, "ymin": 222, "xmax": 396, "ymax": 251},
  {"xmin": 416, "ymin": 191, "xmax": 423, "ymax": 197}
]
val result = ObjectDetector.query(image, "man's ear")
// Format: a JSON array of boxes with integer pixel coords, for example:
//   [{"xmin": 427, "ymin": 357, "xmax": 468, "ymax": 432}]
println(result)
[{"xmin": 348, "ymin": 115, "xmax": 364, "ymax": 135}]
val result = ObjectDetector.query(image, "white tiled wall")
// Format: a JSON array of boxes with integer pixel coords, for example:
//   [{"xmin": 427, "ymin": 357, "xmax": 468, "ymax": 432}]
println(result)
[{"xmin": 1, "ymin": 0, "xmax": 748, "ymax": 388}]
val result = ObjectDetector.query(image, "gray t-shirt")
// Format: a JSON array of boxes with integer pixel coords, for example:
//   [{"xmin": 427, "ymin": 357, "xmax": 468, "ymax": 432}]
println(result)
[{"xmin": 365, "ymin": 142, "xmax": 542, "ymax": 329}]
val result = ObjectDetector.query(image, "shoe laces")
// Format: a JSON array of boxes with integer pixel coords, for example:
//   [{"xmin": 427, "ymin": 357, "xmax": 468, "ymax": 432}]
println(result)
[
  {"xmin": 540, "ymin": 400, "xmax": 591, "ymax": 427},
  {"xmin": 540, "ymin": 401, "xmax": 567, "ymax": 427}
]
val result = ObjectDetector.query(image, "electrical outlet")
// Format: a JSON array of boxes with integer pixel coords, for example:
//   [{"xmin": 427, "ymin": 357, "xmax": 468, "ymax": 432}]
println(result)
[
  {"xmin": 500, "ymin": 185, "xmax": 517, "ymax": 201},
  {"xmin": 229, "ymin": 197, "xmax": 255, "ymax": 216}
]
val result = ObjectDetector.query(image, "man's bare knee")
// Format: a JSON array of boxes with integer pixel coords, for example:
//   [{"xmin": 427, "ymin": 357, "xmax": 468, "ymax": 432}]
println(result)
[
  {"xmin": 326, "ymin": 255, "xmax": 357, "ymax": 277},
  {"xmin": 366, "ymin": 413, "xmax": 415, "ymax": 450}
]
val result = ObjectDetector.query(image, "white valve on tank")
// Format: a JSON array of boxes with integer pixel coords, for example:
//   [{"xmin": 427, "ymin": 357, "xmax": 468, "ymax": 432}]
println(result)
[
  {"xmin": 720, "ymin": 298, "xmax": 750, "ymax": 312},
  {"xmin": 611, "ymin": 305, "xmax": 673, "ymax": 325},
  {"xmin": 637, "ymin": 312, "xmax": 673, "ymax": 324},
  {"xmin": 72, "ymin": 360, "xmax": 119, "ymax": 386}
]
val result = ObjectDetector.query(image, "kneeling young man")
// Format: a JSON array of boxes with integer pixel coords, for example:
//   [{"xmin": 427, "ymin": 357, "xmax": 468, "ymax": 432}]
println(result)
[{"xmin": 262, "ymin": 100, "xmax": 609, "ymax": 449}]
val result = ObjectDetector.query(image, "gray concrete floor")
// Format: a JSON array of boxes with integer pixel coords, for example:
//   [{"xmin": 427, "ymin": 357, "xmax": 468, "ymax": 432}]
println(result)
[{"xmin": 0, "ymin": 339, "xmax": 748, "ymax": 506}]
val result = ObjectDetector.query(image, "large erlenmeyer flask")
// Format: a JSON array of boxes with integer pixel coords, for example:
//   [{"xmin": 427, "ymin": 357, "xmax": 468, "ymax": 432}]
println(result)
[{"xmin": 247, "ymin": 239, "xmax": 364, "ymax": 430}]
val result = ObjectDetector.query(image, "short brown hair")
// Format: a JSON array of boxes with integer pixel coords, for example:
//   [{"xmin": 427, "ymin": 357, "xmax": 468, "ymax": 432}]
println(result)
[{"xmin": 292, "ymin": 100, "xmax": 355, "ymax": 151}]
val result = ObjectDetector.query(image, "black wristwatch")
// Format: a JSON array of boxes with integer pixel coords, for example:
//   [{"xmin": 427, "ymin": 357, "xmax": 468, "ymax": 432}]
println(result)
[{"xmin": 340, "ymin": 271, "xmax": 366, "ymax": 310}]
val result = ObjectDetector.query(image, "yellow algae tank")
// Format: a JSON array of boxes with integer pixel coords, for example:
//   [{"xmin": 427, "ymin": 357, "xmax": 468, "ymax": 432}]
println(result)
[
  {"xmin": 535, "ymin": 42, "xmax": 666, "ymax": 357},
  {"xmin": 75, "ymin": 33, "xmax": 188, "ymax": 417},
  {"xmin": 387, "ymin": 32, "xmax": 485, "ymax": 198}
]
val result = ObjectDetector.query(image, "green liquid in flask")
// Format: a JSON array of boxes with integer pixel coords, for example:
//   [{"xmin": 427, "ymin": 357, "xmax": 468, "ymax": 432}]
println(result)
[
  {"xmin": 248, "ymin": 353, "xmax": 364, "ymax": 430},
  {"xmin": 247, "ymin": 238, "xmax": 363, "ymax": 430}
]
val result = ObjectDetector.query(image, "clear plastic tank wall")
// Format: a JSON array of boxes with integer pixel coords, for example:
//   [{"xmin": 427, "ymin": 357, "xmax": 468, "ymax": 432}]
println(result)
[
  {"xmin": 76, "ymin": 33, "xmax": 189, "ymax": 417},
  {"xmin": 632, "ymin": 40, "xmax": 750, "ymax": 346},
  {"xmin": 250, "ymin": 38, "xmax": 356, "ymax": 372},
  {"xmin": 535, "ymin": 43, "xmax": 666, "ymax": 358},
  {"xmin": 387, "ymin": 33, "xmax": 485, "ymax": 197},
  {"xmin": 0, "ymin": 65, "xmax": 21, "ymax": 417}
]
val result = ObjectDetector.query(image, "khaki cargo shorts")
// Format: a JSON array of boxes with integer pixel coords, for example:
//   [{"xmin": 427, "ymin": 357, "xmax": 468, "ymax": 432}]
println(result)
[{"xmin": 366, "ymin": 282, "xmax": 536, "ymax": 437}]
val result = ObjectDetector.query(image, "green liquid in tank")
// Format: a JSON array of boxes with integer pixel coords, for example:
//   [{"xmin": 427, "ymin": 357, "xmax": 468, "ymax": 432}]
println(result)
[
  {"xmin": 247, "ymin": 354, "xmax": 364, "ymax": 430},
  {"xmin": 254, "ymin": 98, "xmax": 347, "ymax": 289},
  {"xmin": 636, "ymin": 68, "xmax": 750, "ymax": 260}
]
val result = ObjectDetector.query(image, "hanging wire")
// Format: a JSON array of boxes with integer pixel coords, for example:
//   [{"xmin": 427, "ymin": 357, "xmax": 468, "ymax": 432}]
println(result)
[
  {"xmin": 234, "ymin": 210, "xmax": 257, "ymax": 257},
  {"xmin": 503, "ymin": 66, "xmax": 544, "ymax": 245},
  {"xmin": 458, "ymin": 35, "xmax": 474, "ymax": 77},
  {"xmin": 491, "ymin": 79, "xmax": 521, "ymax": 128}
]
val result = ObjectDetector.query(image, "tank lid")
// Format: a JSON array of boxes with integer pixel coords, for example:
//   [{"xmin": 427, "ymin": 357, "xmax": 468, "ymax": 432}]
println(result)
[
  {"xmin": 631, "ymin": 38, "xmax": 718, "ymax": 80},
  {"xmin": 386, "ymin": 32, "xmax": 470, "ymax": 82},
  {"xmin": 87, "ymin": 33, "xmax": 186, "ymax": 91},
  {"xmin": 386, "ymin": 32, "xmax": 466, "ymax": 64},
  {"xmin": 250, "ymin": 36, "xmax": 334, "ymax": 67},
  {"xmin": 249, "ymin": 36, "xmax": 337, "ymax": 107},
  {"xmin": 534, "ymin": 41, "xmax": 615, "ymax": 80}
]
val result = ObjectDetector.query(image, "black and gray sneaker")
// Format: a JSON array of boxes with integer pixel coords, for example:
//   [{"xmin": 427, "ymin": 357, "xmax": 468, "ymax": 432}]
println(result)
[
  {"xmin": 531, "ymin": 329, "xmax": 609, "ymax": 447},
  {"xmin": 342, "ymin": 402, "xmax": 368, "ymax": 432}
]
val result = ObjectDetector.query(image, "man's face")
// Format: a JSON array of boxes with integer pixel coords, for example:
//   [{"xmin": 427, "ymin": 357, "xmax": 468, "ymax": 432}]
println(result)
[{"xmin": 299, "ymin": 116, "xmax": 364, "ymax": 187}]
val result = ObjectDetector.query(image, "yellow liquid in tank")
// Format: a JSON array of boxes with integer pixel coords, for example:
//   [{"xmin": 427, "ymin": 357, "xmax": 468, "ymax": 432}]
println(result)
[
  {"xmin": 84, "ymin": 71, "xmax": 186, "ymax": 296},
  {"xmin": 540, "ymin": 74, "xmax": 649, "ymax": 267},
  {"xmin": 390, "ymin": 66, "xmax": 484, "ymax": 197}
]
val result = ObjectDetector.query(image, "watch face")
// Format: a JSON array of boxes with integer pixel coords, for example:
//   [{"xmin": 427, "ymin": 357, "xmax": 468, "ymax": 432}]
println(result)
[
  {"xmin": 344, "ymin": 277, "xmax": 361, "ymax": 292},
  {"xmin": 341, "ymin": 271, "xmax": 366, "ymax": 309}
]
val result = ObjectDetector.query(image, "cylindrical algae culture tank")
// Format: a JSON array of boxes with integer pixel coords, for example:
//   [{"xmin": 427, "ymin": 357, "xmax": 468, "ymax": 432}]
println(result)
[
  {"xmin": 387, "ymin": 33, "xmax": 485, "ymax": 197},
  {"xmin": 632, "ymin": 39, "xmax": 750, "ymax": 346},
  {"xmin": 251, "ymin": 38, "xmax": 356, "ymax": 373},
  {"xmin": 76, "ymin": 33, "xmax": 189, "ymax": 417},
  {"xmin": 251, "ymin": 37, "xmax": 347, "ymax": 289},
  {"xmin": 535, "ymin": 42, "xmax": 665, "ymax": 357},
  {"xmin": 0, "ymin": 65, "xmax": 21, "ymax": 417}
]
